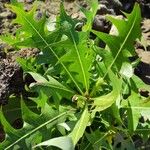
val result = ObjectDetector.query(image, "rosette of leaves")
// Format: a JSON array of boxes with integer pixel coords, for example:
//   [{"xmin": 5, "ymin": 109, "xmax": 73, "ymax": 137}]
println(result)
[{"xmin": 1, "ymin": 0, "xmax": 150, "ymax": 149}]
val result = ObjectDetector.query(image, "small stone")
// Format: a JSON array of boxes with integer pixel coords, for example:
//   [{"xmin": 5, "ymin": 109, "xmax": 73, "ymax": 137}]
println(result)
[
  {"xmin": 93, "ymin": 15, "xmax": 111, "ymax": 33},
  {"xmin": 26, "ymin": 0, "xmax": 33, "ymax": 3},
  {"xmin": 17, "ymin": 0, "xmax": 25, "ymax": 3}
]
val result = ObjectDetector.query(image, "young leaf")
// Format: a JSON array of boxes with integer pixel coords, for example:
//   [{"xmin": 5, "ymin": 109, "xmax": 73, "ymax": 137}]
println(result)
[
  {"xmin": 59, "ymin": 40, "xmax": 94, "ymax": 94},
  {"xmin": 33, "ymin": 136, "xmax": 74, "ymax": 150},
  {"xmin": 85, "ymin": 130, "xmax": 111, "ymax": 150},
  {"xmin": 69, "ymin": 106, "xmax": 90, "ymax": 146},
  {"xmin": 59, "ymin": 3, "xmax": 94, "ymax": 93},
  {"xmin": 30, "ymin": 90, "xmax": 48, "ymax": 110},
  {"xmin": 92, "ymin": 71, "xmax": 122, "ymax": 112}
]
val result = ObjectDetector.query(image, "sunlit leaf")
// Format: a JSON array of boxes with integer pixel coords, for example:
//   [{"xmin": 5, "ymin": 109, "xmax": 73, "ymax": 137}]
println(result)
[
  {"xmin": 59, "ymin": 3, "xmax": 94, "ymax": 93},
  {"xmin": 92, "ymin": 71, "xmax": 122, "ymax": 112},
  {"xmin": 69, "ymin": 106, "xmax": 90, "ymax": 145},
  {"xmin": 33, "ymin": 136, "xmax": 74, "ymax": 150}
]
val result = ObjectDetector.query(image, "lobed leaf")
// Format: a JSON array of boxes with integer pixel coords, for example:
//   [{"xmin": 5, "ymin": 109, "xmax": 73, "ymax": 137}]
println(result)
[
  {"xmin": 123, "ymin": 91, "xmax": 150, "ymax": 132},
  {"xmin": 0, "ymin": 1, "xmax": 85, "ymax": 94},
  {"xmin": 92, "ymin": 3, "xmax": 141, "ymax": 76},
  {"xmin": 0, "ymin": 100, "xmax": 70, "ymax": 149},
  {"xmin": 59, "ymin": 4, "xmax": 94, "ymax": 94},
  {"xmin": 29, "ymin": 72, "xmax": 75, "ymax": 99},
  {"xmin": 0, "ymin": 1, "xmax": 96, "ymax": 95}
]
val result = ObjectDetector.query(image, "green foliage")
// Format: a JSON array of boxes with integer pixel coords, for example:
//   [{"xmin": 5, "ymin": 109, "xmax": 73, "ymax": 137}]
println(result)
[
  {"xmin": 81, "ymin": 0, "xmax": 98, "ymax": 31},
  {"xmin": 0, "ymin": 100, "xmax": 72, "ymax": 149},
  {"xmin": 0, "ymin": 0, "xmax": 150, "ymax": 149},
  {"xmin": 69, "ymin": 105, "xmax": 90, "ymax": 146},
  {"xmin": 29, "ymin": 72, "xmax": 75, "ymax": 99},
  {"xmin": 91, "ymin": 71, "xmax": 122, "ymax": 112},
  {"xmin": 92, "ymin": 4, "xmax": 141, "ymax": 76}
]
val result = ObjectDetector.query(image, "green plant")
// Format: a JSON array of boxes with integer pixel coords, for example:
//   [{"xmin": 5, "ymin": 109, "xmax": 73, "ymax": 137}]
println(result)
[{"xmin": 0, "ymin": 0, "xmax": 150, "ymax": 149}]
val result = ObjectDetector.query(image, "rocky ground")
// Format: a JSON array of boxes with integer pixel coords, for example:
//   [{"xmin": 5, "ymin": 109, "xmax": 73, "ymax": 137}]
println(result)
[{"xmin": 0, "ymin": 0, "xmax": 150, "ymax": 105}]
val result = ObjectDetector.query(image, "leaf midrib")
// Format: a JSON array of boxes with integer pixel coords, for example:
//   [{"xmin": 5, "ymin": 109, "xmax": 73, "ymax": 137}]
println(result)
[
  {"xmin": 20, "ymin": 7, "xmax": 83, "ymax": 95},
  {"xmin": 74, "ymin": 109, "xmax": 86, "ymax": 144},
  {"xmin": 102, "ymin": 11, "xmax": 138, "ymax": 79},
  {"xmin": 33, "ymin": 82, "xmax": 74, "ymax": 95},
  {"xmin": 70, "ymin": 107, "xmax": 89, "ymax": 145},
  {"xmin": 5, "ymin": 111, "xmax": 69, "ymax": 150},
  {"xmin": 61, "ymin": 7, "xmax": 89, "ymax": 94},
  {"xmin": 70, "ymin": 31, "xmax": 89, "ymax": 93}
]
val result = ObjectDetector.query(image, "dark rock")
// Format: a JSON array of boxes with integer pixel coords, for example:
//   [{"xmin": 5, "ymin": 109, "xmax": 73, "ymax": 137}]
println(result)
[
  {"xmin": 12, "ymin": 118, "xmax": 23, "ymax": 129},
  {"xmin": 134, "ymin": 62, "xmax": 150, "ymax": 84},
  {"xmin": 93, "ymin": 0, "xmax": 124, "ymax": 34},
  {"xmin": 93, "ymin": 15, "xmax": 111, "ymax": 33},
  {"xmin": 120, "ymin": 0, "xmax": 150, "ymax": 18},
  {"xmin": 0, "ymin": 126, "xmax": 5, "ymax": 142},
  {"xmin": 0, "ymin": 59, "xmax": 24, "ymax": 105},
  {"xmin": 141, "ymin": 2, "xmax": 150, "ymax": 18},
  {"xmin": 139, "ymin": 89, "xmax": 149, "ymax": 97},
  {"xmin": 98, "ymin": 0, "xmax": 122, "ymax": 15},
  {"xmin": 0, "ymin": 46, "xmax": 6, "ymax": 59}
]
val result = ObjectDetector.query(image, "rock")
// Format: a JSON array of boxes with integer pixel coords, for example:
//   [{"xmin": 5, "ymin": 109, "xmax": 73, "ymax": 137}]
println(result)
[
  {"xmin": 17, "ymin": 0, "xmax": 25, "ymax": 3},
  {"xmin": 0, "ymin": 59, "xmax": 23, "ymax": 105},
  {"xmin": 25, "ymin": 0, "xmax": 33, "ymax": 3},
  {"xmin": 93, "ymin": 15, "xmax": 111, "ymax": 33},
  {"xmin": 135, "ymin": 61, "xmax": 150, "ymax": 84},
  {"xmin": 92, "ymin": 0, "xmax": 123, "ymax": 34},
  {"xmin": 138, "ymin": 0, "xmax": 150, "ymax": 18},
  {"xmin": 136, "ymin": 49, "xmax": 150, "ymax": 64}
]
